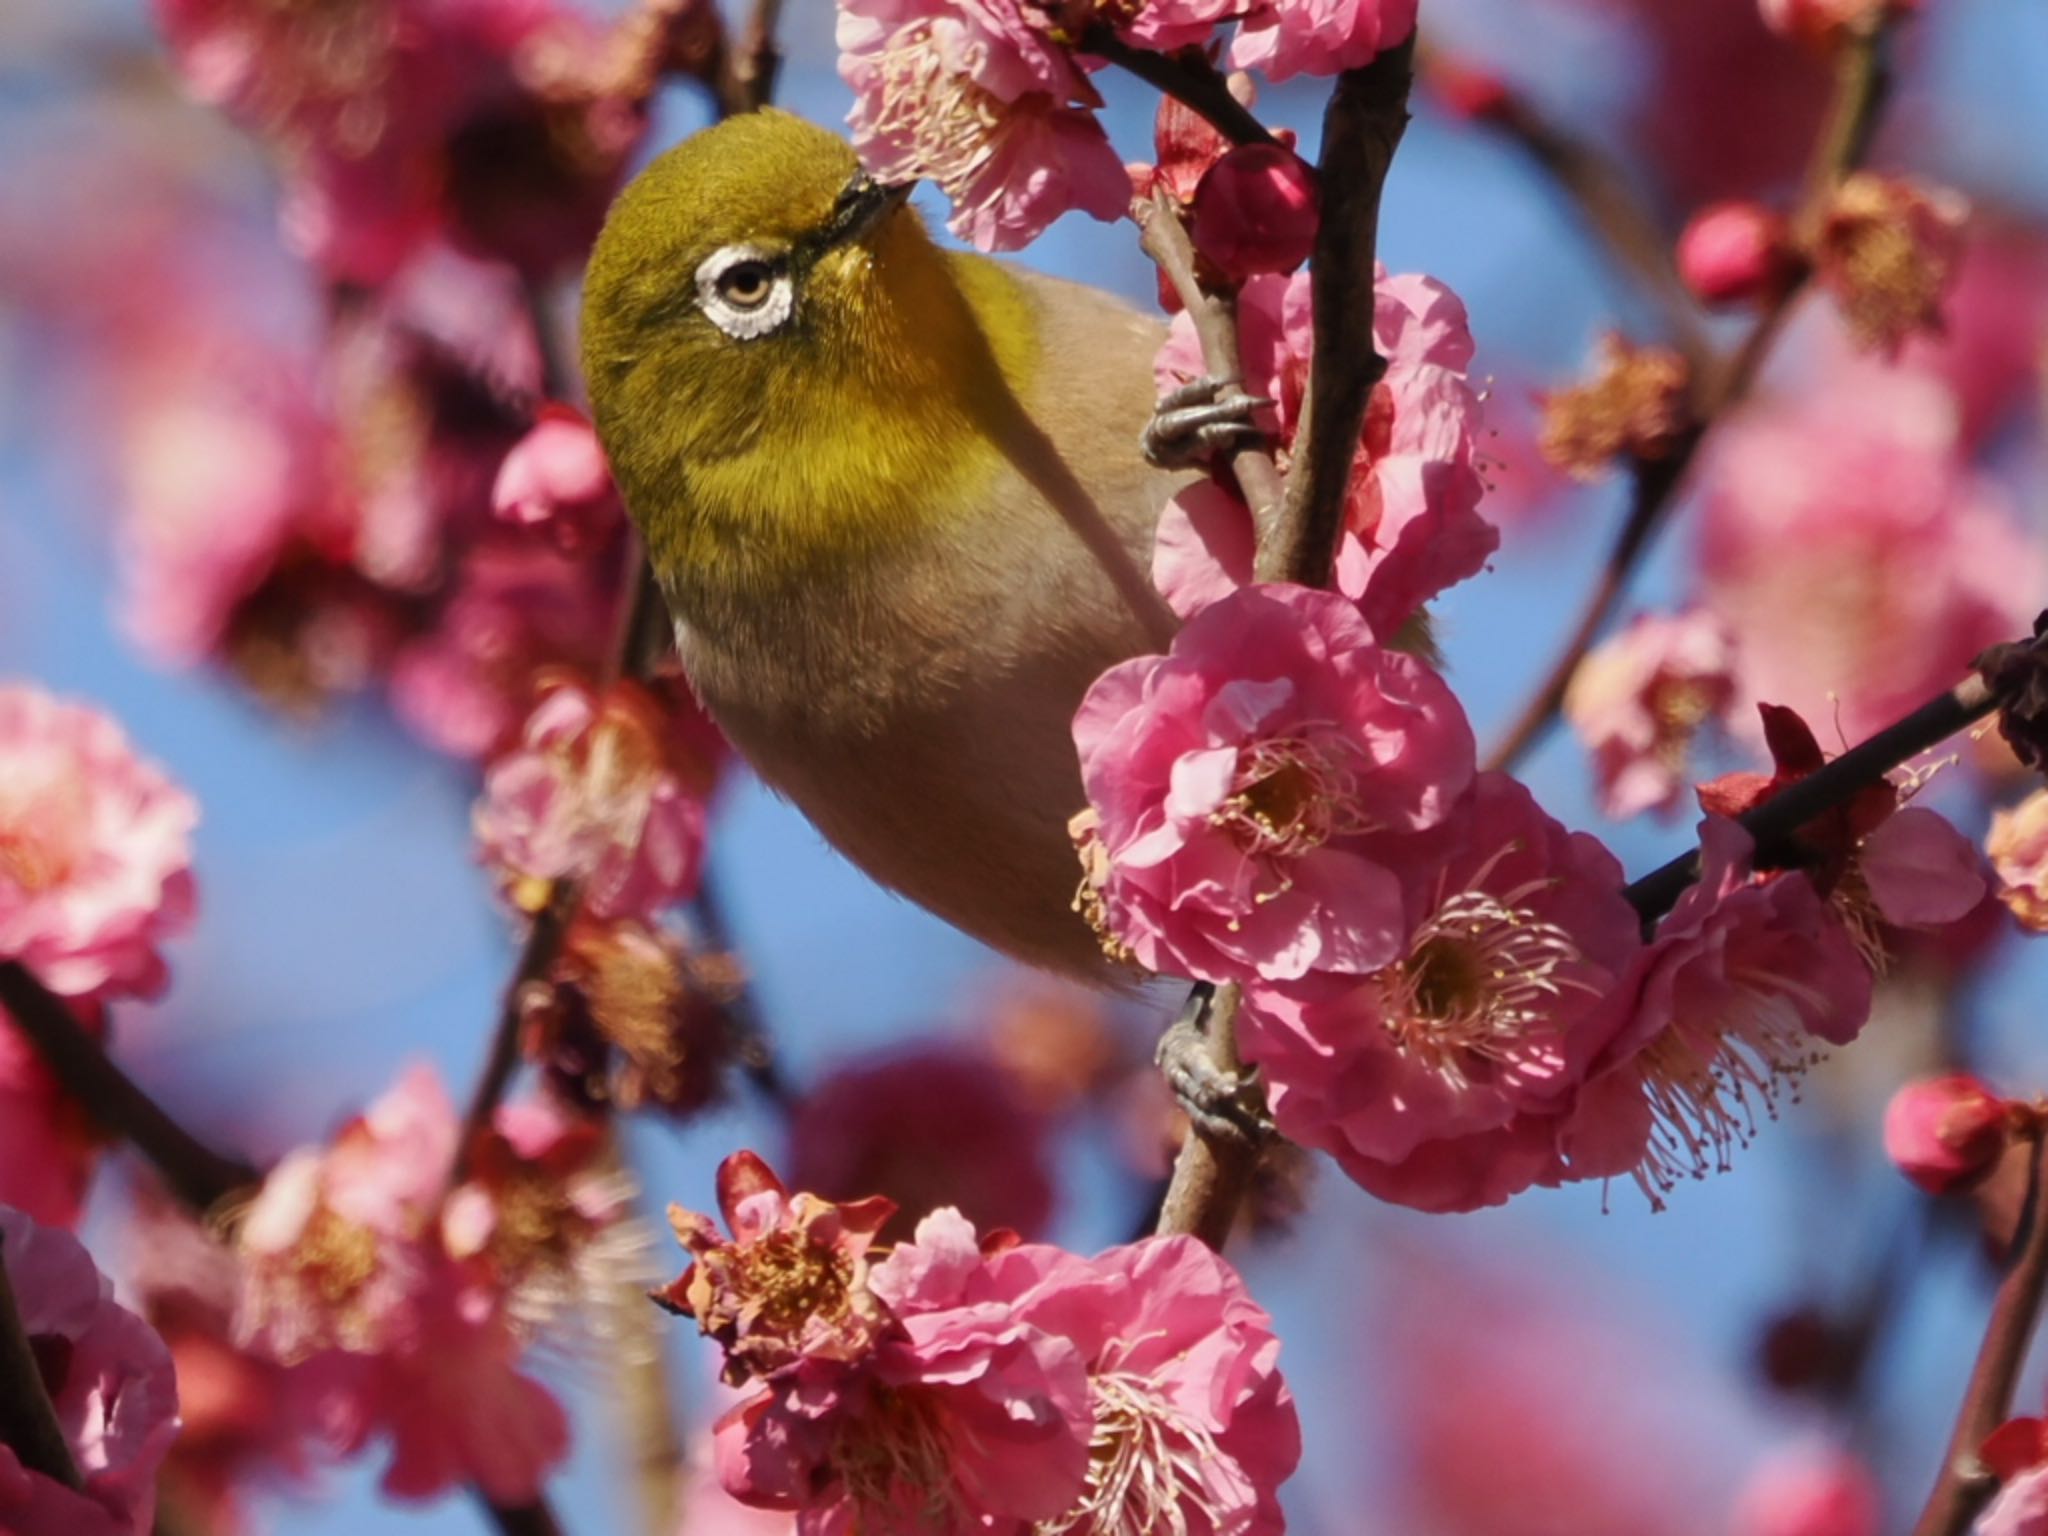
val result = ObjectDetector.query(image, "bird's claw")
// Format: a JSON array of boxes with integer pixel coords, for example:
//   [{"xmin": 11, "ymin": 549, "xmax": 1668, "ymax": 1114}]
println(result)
[
  {"xmin": 1141, "ymin": 375, "xmax": 1274, "ymax": 469},
  {"xmin": 1155, "ymin": 983, "xmax": 1273, "ymax": 1146}
]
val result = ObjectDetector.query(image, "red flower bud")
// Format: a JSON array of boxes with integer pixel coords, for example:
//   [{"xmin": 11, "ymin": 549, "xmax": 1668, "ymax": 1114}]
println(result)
[
  {"xmin": 1882, "ymin": 1073, "xmax": 2015, "ymax": 1195},
  {"xmin": 1190, "ymin": 143, "xmax": 1321, "ymax": 281},
  {"xmin": 1678, "ymin": 202, "xmax": 1798, "ymax": 306}
]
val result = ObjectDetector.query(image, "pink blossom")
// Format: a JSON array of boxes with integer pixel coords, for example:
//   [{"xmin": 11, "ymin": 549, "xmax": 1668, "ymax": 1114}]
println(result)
[
  {"xmin": 693, "ymin": 1198, "xmax": 1093, "ymax": 1533},
  {"xmin": 0, "ymin": 686, "xmax": 198, "ymax": 1002},
  {"xmin": 1565, "ymin": 609, "xmax": 1738, "ymax": 821},
  {"xmin": 474, "ymin": 676, "xmax": 709, "ymax": 922},
  {"xmin": 1189, "ymin": 144, "xmax": 1320, "ymax": 280},
  {"xmin": 972, "ymin": 1230, "xmax": 1301, "ymax": 1536},
  {"xmin": 837, "ymin": 0, "xmax": 1129, "ymax": 251},
  {"xmin": 121, "ymin": 1190, "xmax": 317, "ymax": 1533},
  {"xmin": 658, "ymin": 1151, "xmax": 896, "ymax": 1386},
  {"xmin": 0, "ymin": 1206, "xmax": 180, "ymax": 1536},
  {"xmin": 492, "ymin": 404, "xmax": 622, "ymax": 552},
  {"xmin": 1883, "ymin": 1073, "xmax": 2017, "ymax": 1196},
  {"xmin": 1697, "ymin": 367, "xmax": 2042, "ymax": 742},
  {"xmin": 785, "ymin": 1043, "xmax": 1056, "ymax": 1241},
  {"xmin": 1989, "ymin": 789, "xmax": 2048, "ymax": 932},
  {"xmin": 233, "ymin": 1065, "xmax": 573, "ymax": 1503},
  {"xmin": 290, "ymin": 1280, "xmax": 569, "ymax": 1506},
  {"xmin": 1857, "ymin": 806, "xmax": 1987, "ymax": 931},
  {"xmin": 152, "ymin": 0, "xmax": 649, "ymax": 285},
  {"xmin": 1070, "ymin": 583, "xmax": 1474, "ymax": 984},
  {"xmin": 388, "ymin": 541, "xmax": 613, "ymax": 759},
  {"xmin": 1117, "ymin": 0, "xmax": 1251, "ymax": 52},
  {"xmin": 1562, "ymin": 818, "xmax": 1875, "ymax": 1206},
  {"xmin": 235, "ymin": 1063, "xmax": 458, "ymax": 1360},
  {"xmin": 442, "ymin": 1096, "xmax": 637, "ymax": 1327},
  {"xmin": 1239, "ymin": 773, "xmax": 1641, "ymax": 1200},
  {"xmin": 1229, "ymin": 0, "xmax": 1418, "ymax": 82},
  {"xmin": 1983, "ymin": 1465, "xmax": 2048, "ymax": 1536},
  {"xmin": 1678, "ymin": 201, "xmax": 1797, "ymax": 306},
  {"xmin": 1153, "ymin": 269, "xmax": 1496, "ymax": 636},
  {"xmin": 1732, "ymin": 1447, "xmax": 1881, "ymax": 1536},
  {"xmin": 0, "ymin": 1002, "xmax": 101, "ymax": 1228}
]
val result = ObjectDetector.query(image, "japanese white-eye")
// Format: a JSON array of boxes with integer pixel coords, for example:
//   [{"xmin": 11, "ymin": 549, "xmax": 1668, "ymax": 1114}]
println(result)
[{"xmin": 582, "ymin": 109, "xmax": 1200, "ymax": 978}]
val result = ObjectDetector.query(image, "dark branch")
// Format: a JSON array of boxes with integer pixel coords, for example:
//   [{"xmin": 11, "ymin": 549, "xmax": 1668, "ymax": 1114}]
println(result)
[
  {"xmin": 1262, "ymin": 37, "xmax": 1414, "ymax": 586},
  {"xmin": 0, "ymin": 962, "xmax": 257, "ymax": 1210},
  {"xmin": 1909, "ymin": 1132, "xmax": 2048, "ymax": 1536},
  {"xmin": 1083, "ymin": 30, "xmax": 1279, "ymax": 149},
  {"xmin": 1623, "ymin": 667, "xmax": 1996, "ymax": 923}
]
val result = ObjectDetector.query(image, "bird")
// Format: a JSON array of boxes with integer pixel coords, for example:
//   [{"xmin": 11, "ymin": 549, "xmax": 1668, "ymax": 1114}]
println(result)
[{"xmin": 581, "ymin": 108, "xmax": 1258, "ymax": 981}]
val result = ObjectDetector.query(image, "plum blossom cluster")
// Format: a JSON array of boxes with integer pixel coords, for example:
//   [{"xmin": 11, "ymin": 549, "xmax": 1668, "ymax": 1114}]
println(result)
[
  {"xmin": 473, "ymin": 674, "xmax": 713, "ymax": 922},
  {"xmin": 659, "ymin": 1152, "xmax": 1299, "ymax": 1534},
  {"xmin": 74, "ymin": 2, "xmax": 728, "ymax": 762},
  {"xmin": 1072, "ymin": 570, "xmax": 1987, "ymax": 1208},
  {"xmin": 228, "ymin": 1064, "xmax": 637, "ymax": 1503},
  {"xmin": 836, "ymin": 0, "xmax": 1413, "ymax": 248},
  {"xmin": 0, "ymin": 1207, "xmax": 182, "ymax": 1536},
  {"xmin": 0, "ymin": 686, "xmax": 200, "ymax": 1228}
]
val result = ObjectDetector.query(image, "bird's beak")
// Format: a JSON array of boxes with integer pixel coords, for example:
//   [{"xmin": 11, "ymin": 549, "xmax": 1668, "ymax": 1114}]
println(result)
[{"xmin": 822, "ymin": 172, "xmax": 916, "ymax": 250}]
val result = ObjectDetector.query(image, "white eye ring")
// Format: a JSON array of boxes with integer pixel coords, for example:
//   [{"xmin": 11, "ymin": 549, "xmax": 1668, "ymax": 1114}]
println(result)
[{"xmin": 695, "ymin": 244, "xmax": 795, "ymax": 340}]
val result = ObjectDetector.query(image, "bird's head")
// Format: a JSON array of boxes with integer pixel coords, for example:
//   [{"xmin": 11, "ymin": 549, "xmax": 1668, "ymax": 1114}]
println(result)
[{"xmin": 582, "ymin": 110, "xmax": 938, "ymax": 475}]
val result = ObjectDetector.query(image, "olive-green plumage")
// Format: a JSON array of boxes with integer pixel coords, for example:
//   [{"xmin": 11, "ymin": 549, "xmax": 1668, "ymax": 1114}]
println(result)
[{"xmin": 582, "ymin": 110, "xmax": 1186, "ymax": 976}]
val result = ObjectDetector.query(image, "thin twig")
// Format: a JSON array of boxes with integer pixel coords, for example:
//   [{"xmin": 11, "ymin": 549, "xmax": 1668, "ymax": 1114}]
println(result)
[
  {"xmin": 473, "ymin": 1492, "xmax": 569, "ymax": 1536},
  {"xmin": 1623, "ymin": 667, "xmax": 1996, "ymax": 922},
  {"xmin": 688, "ymin": 879, "xmax": 796, "ymax": 1111},
  {"xmin": 1135, "ymin": 190, "xmax": 1287, "ymax": 531},
  {"xmin": 1263, "ymin": 37, "xmax": 1415, "ymax": 587},
  {"xmin": 456, "ymin": 885, "xmax": 581, "ymax": 1178},
  {"xmin": 1417, "ymin": 41, "xmax": 1709, "ymax": 368},
  {"xmin": 1083, "ymin": 29, "xmax": 1278, "ymax": 149},
  {"xmin": 0, "ymin": 1228, "xmax": 84, "ymax": 1493},
  {"xmin": 1909, "ymin": 1131, "xmax": 2048, "ymax": 1536},
  {"xmin": 1481, "ymin": 17, "xmax": 1895, "ymax": 774},
  {"xmin": 0, "ymin": 962, "xmax": 257, "ymax": 1210},
  {"xmin": 717, "ymin": 0, "xmax": 785, "ymax": 115},
  {"xmin": 1151, "ymin": 985, "xmax": 1263, "ymax": 1249}
]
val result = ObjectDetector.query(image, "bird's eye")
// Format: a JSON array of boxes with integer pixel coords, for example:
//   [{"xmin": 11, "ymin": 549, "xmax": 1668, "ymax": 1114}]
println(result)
[
  {"xmin": 694, "ymin": 244, "xmax": 795, "ymax": 340},
  {"xmin": 716, "ymin": 260, "xmax": 776, "ymax": 310}
]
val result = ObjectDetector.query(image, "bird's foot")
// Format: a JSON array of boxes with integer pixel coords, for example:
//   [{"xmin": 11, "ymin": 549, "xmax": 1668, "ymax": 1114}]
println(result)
[
  {"xmin": 1141, "ymin": 375, "xmax": 1274, "ymax": 469},
  {"xmin": 1156, "ymin": 982, "xmax": 1273, "ymax": 1145}
]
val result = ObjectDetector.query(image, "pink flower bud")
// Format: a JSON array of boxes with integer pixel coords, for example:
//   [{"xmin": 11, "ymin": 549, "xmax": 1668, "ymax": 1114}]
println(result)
[
  {"xmin": 1759, "ymin": 0, "xmax": 1914, "ymax": 49},
  {"xmin": 1883, "ymin": 1073, "xmax": 2015, "ymax": 1195},
  {"xmin": 1678, "ymin": 202, "xmax": 1797, "ymax": 305},
  {"xmin": 491, "ymin": 404, "xmax": 621, "ymax": 554},
  {"xmin": 1190, "ymin": 143, "xmax": 1321, "ymax": 280},
  {"xmin": 1732, "ymin": 1447, "xmax": 1881, "ymax": 1536},
  {"xmin": 1426, "ymin": 56, "xmax": 1513, "ymax": 121}
]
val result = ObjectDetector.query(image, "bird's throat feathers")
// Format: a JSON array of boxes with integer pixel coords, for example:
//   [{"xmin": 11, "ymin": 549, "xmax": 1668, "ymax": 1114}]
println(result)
[{"xmin": 599, "ymin": 215, "xmax": 1043, "ymax": 603}]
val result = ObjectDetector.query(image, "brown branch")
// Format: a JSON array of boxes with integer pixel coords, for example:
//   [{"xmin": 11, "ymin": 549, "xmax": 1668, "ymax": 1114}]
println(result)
[
  {"xmin": 1623, "ymin": 663, "xmax": 1998, "ymax": 923},
  {"xmin": 1909, "ymin": 1131, "xmax": 2048, "ymax": 1536},
  {"xmin": 1264, "ymin": 38, "xmax": 1414, "ymax": 586},
  {"xmin": 1151, "ymin": 984, "xmax": 1263, "ymax": 1249},
  {"xmin": 1417, "ymin": 42, "xmax": 1709, "ymax": 369},
  {"xmin": 1481, "ymin": 16, "xmax": 1895, "ymax": 774},
  {"xmin": 1135, "ymin": 190, "xmax": 1287, "ymax": 533},
  {"xmin": 717, "ymin": 0, "xmax": 785, "ymax": 115},
  {"xmin": 1083, "ymin": 29, "xmax": 1278, "ymax": 149},
  {"xmin": 0, "ymin": 1227, "xmax": 83, "ymax": 1493},
  {"xmin": 0, "ymin": 962, "xmax": 257, "ymax": 1210}
]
